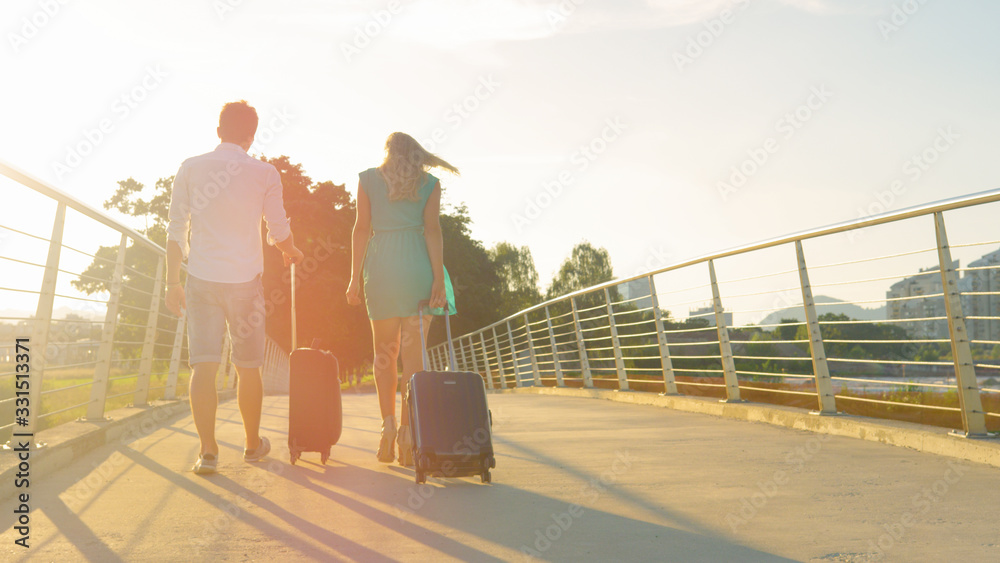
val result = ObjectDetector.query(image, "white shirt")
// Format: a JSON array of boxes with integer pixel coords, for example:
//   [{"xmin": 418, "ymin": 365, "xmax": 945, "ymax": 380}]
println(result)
[{"xmin": 167, "ymin": 143, "xmax": 291, "ymax": 283}]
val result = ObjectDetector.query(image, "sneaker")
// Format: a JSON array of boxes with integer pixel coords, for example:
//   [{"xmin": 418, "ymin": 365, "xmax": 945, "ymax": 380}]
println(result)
[
  {"xmin": 244, "ymin": 436, "xmax": 271, "ymax": 462},
  {"xmin": 193, "ymin": 453, "xmax": 218, "ymax": 475}
]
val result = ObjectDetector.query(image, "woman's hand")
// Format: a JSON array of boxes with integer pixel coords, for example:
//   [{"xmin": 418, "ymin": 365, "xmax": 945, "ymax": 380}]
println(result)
[
  {"xmin": 345, "ymin": 279, "xmax": 362, "ymax": 306},
  {"xmin": 430, "ymin": 277, "xmax": 447, "ymax": 310}
]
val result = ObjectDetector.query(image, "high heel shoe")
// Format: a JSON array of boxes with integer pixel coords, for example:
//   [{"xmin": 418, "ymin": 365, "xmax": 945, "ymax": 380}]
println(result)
[
  {"xmin": 396, "ymin": 425, "xmax": 414, "ymax": 467},
  {"xmin": 377, "ymin": 417, "xmax": 397, "ymax": 463}
]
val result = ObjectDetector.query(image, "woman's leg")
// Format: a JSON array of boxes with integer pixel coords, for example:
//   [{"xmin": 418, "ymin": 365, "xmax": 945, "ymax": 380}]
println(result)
[
  {"xmin": 371, "ymin": 317, "xmax": 402, "ymax": 421},
  {"xmin": 399, "ymin": 314, "xmax": 433, "ymax": 427}
]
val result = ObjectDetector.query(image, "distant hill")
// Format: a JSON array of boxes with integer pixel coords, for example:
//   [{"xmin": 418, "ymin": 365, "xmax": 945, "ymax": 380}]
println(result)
[{"xmin": 759, "ymin": 296, "xmax": 885, "ymax": 328}]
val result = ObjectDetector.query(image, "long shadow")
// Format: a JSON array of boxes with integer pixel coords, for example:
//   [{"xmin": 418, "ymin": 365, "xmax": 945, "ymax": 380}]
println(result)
[
  {"xmin": 272, "ymin": 457, "xmax": 795, "ymax": 562},
  {"xmin": 116, "ymin": 448, "xmax": 396, "ymax": 562}
]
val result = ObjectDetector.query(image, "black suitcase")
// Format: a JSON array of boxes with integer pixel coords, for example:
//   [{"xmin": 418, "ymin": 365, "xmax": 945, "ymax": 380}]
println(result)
[
  {"xmin": 406, "ymin": 300, "xmax": 495, "ymax": 484},
  {"xmin": 287, "ymin": 263, "xmax": 342, "ymax": 465}
]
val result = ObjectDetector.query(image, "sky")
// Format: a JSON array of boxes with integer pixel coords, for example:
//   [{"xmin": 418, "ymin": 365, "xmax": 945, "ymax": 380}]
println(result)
[{"xmin": 2, "ymin": 0, "xmax": 1000, "ymax": 323}]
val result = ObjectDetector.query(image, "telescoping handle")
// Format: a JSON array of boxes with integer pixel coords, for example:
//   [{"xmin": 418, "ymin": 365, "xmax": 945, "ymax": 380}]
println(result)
[
  {"xmin": 418, "ymin": 300, "xmax": 456, "ymax": 372},
  {"xmin": 290, "ymin": 262, "xmax": 297, "ymax": 351}
]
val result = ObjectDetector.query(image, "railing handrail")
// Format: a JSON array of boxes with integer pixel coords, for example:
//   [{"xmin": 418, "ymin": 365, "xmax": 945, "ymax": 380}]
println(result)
[
  {"xmin": 0, "ymin": 159, "xmax": 166, "ymax": 255},
  {"xmin": 469, "ymin": 187, "xmax": 1000, "ymax": 335}
]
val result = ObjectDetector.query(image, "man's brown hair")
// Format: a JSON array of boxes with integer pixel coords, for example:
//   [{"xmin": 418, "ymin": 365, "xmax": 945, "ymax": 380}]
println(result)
[{"xmin": 219, "ymin": 100, "xmax": 258, "ymax": 142}]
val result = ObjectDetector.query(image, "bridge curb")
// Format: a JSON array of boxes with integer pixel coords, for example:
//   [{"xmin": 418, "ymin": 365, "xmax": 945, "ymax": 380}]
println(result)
[
  {"xmin": 493, "ymin": 387, "xmax": 1000, "ymax": 468},
  {"xmin": 0, "ymin": 390, "xmax": 236, "ymax": 501}
]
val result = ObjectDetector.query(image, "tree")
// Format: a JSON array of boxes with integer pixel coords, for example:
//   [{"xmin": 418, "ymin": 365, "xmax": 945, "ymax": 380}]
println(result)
[
  {"xmin": 545, "ymin": 241, "xmax": 615, "ymax": 300},
  {"xmin": 488, "ymin": 242, "xmax": 542, "ymax": 319},
  {"xmin": 777, "ymin": 318, "xmax": 800, "ymax": 342}
]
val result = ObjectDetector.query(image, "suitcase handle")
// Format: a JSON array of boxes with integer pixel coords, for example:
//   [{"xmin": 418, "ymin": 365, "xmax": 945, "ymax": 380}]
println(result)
[
  {"xmin": 418, "ymin": 300, "xmax": 457, "ymax": 372},
  {"xmin": 290, "ymin": 262, "xmax": 298, "ymax": 350}
]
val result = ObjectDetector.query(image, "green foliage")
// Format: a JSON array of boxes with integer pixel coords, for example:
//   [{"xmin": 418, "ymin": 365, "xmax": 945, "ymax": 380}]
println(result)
[
  {"xmin": 795, "ymin": 312, "xmax": 915, "ymax": 362},
  {"xmin": 488, "ymin": 242, "xmax": 542, "ymax": 319},
  {"xmin": 546, "ymin": 241, "xmax": 615, "ymax": 301}
]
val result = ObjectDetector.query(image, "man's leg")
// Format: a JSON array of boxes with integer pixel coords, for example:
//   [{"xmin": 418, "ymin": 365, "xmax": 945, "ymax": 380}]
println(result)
[
  {"xmin": 189, "ymin": 361, "xmax": 221, "ymax": 456},
  {"xmin": 236, "ymin": 366, "xmax": 263, "ymax": 451}
]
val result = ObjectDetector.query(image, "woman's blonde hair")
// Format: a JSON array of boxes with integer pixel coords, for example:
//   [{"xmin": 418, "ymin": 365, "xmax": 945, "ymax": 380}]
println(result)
[{"xmin": 379, "ymin": 132, "xmax": 459, "ymax": 201}]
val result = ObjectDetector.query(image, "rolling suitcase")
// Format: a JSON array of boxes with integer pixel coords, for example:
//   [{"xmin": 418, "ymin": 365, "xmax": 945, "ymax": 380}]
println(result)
[
  {"xmin": 406, "ymin": 300, "xmax": 496, "ymax": 484},
  {"xmin": 287, "ymin": 263, "xmax": 342, "ymax": 465}
]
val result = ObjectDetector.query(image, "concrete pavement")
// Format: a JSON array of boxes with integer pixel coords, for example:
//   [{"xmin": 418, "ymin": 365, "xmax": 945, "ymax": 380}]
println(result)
[{"xmin": 2, "ymin": 392, "xmax": 999, "ymax": 562}]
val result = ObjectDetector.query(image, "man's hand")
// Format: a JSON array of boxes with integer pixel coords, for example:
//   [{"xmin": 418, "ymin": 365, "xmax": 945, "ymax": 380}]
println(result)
[
  {"xmin": 345, "ymin": 279, "xmax": 361, "ymax": 306},
  {"xmin": 165, "ymin": 284, "xmax": 186, "ymax": 316},
  {"xmin": 282, "ymin": 245, "xmax": 304, "ymax": 267}
]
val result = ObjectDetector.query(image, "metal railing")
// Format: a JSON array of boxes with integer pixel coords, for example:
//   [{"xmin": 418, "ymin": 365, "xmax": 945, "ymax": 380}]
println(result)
[
  {"xmin": 0, "ymin": 161, "xmax": 288, "ymax": 443},
  {"xmin": 430, "ymin": 189, "xmax": 1000, "ymax": 437}
]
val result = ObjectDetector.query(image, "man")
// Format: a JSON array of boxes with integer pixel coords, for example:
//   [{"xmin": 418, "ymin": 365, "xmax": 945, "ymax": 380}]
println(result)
[{"xmin": 165, "ymin": 100, "xmax": 303, "ymax": 474}]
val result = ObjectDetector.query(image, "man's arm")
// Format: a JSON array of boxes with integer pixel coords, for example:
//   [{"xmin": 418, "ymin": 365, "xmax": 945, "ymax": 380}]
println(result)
[{"xmin": 164, "ymin": 166, "xmax": 189, "ymax": 316}]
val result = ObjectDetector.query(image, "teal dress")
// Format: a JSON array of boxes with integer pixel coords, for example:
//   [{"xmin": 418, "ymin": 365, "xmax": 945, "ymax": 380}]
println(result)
[{"xmin": 360, "ymin": 168, "xmax": 456, "ymax": 320}]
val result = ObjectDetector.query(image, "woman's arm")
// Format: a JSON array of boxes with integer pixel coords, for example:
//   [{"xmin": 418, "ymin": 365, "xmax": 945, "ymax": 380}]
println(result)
[
  {"xmin": 423, "ymin": 181, "xmax": 446, "ymax": 308},
  {"xmin": 346, "ymin": 180, "xmax": 372, "ymax": 305}
]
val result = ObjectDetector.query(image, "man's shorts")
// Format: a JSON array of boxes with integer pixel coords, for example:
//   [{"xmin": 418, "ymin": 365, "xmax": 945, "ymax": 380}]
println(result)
[{"xmin": 185, "ymin": 274, "xmax": 266, "ymax": 368}]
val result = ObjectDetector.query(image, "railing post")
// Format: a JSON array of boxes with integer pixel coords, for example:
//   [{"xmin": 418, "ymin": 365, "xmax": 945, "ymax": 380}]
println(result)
[
  {"xmin": 467, "ymin": 335, "xmax": 480, "ymax": 377},
  {"xmin": 87, "ymin": 233, "xmax": 129, "ymax": 420},
  {"xmin": 524, "ymin": 313, "xmax": 542, "ymax": 386},
  {"xmin": 23, "ymin": 202, "xmax": 66, "ymax": 438},
  {"xmin": 648, "ymin": 275, "xmax": 678, "ymax": 395},
  {"xmin": 165, "ymin": 314, "xmax": 185, "ymax": 400},
  {"xmin": 795, "ymin": 241, "xmax": 837, "ymax": 415},
  {"xmin": 134, "ymin": 257, "xmax": 163, "ymax": 406},
  {"xmin": 545, "ymin": 306, "xmax": 565, "ymax": 387},
  {"xmin": 459, "ymin": 337, "xmax": 470, "ymax": 372},
  {"xmin": 507, "ymin": 320, "xmax": 522, "ymax": 387},
  {"xmin": 934, "ymin": 212, "xmax": 988, "ymax": 436},
  {"xmin": 479, "ymin": 332, "xmax": 494, "ymax": 390},
  {"xmin": 571, "ymin": 296, "xmax": 594, "ymax": 388},
  {"xmin": 492, "ymin": 326, "xmax": 508, "ymax": 389},
  {"xmin": 709, "ymin": 260, "xmax": 742, "ymax": 402},
  {"xmin": 605, "ymin": 287, "xmax": 629, "ymax": 391}
]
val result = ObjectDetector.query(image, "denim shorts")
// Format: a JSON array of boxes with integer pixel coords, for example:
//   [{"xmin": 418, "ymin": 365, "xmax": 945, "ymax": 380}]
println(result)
[{"xmin": 185, "ymin": 275, "xmax": 266, "ymax": 368}]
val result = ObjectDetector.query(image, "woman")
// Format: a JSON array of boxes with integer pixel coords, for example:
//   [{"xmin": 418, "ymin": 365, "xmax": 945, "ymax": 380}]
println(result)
[{"xmin": 346, "ymin": 132, "xmax": 457, "ymax": 466}]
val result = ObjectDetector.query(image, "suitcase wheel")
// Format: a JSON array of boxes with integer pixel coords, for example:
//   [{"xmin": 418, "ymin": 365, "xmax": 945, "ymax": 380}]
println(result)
[
  {"xmin": 481, "ymin": 470, "xmax": 491, "ymax": 484},
  {"xmin": 321, "ymin": 452, "xmax": 329, "ymax": 465},
  {"xmin": 290, "ymin": 451, "xmax": 300, "ymax": 466},
  {"xmin": 415, "ymin": 470, "xmax": 426, "ymax": 484},
  {"xmin": 417, "ymin": 455, "xmax": 432, "ymax": 472}
]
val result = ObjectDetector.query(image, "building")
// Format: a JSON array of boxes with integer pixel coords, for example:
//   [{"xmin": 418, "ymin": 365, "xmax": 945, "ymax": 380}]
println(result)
[
  {"xmin": 885, "ymin": 262, "xmax": 953, "ymax": 339},
  {"xmin": 962, "ymin": 248, "xmax": 1000, "ymax": 343}
]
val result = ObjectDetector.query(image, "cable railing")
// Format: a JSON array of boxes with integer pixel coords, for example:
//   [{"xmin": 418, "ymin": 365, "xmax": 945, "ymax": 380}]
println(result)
[
  {"xmin": 430, "ymin": 189, "xmax": 1000, "ymax": 437},
  {"xmin": 0, "ymin": 161, "xmax": 289, "ymax": 444}
]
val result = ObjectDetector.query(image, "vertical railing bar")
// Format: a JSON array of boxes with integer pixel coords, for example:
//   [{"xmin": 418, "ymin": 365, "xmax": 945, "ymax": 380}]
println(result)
[
  {"xmin": 87, "ymin": 233, "xmax": 129, "ymax": 420},
  {"xmin": 525, "ymin": 313, "xmax": 542, "ymax": 386},
  {"xmin": 492, "ymin": 326, "xmax": 508, "ymax": 389},
  {"xmin": 545, "ymin": 306, "xmax": 565, "ymax": 387},
  {"xmin": 649, "ymin": 275, "xmax": 679, "ymax": 395},
  {"xmin": 796, "ymin": 241, "xmax": 837, "ymax": 415},
  {"xmin": 605, "ymin": 287, "xmax": 629, "ymax": 391},
  {"xmin": 134, "ymin": 256, "xmax": 164, "ymax": 406},
  {"xmin": 507, "ymin": 320, "xmax": 522, "ymax": 387},
  {"xmin": 571, "ymin": 296, "xmax": 593, "ymax": 388},
  {"xmin": 479, "ymin": 331, "xmax": 494, "ymax": 390},
  {"xmin": 934, "ymin": 212, "xmax": 988, "ymax": 436},
  {"xmin": 21, "ymin": 202, "xmax": 66, "ymax": 439},
  {"xmin": 709, "ymin": 259, "xmax": 743, "ymax": 403}
]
